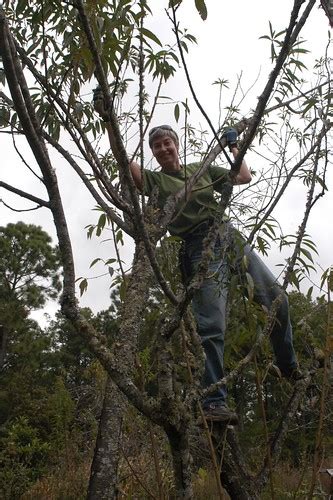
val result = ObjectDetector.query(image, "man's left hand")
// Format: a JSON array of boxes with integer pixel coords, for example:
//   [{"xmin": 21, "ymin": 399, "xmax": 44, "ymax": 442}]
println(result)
[{"xmin": 222, "ymin": 127, "xmax": 238, "ymax": 151}]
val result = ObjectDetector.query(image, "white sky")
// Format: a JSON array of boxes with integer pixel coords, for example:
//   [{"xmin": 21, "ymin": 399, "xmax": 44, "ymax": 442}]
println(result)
[{"xmin": 0, "ymin": 0, "xmax": 332, "ymax": 324}]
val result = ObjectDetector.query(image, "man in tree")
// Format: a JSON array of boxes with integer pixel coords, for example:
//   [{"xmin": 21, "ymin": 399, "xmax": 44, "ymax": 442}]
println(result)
[{"xmin": 94, "ymin": 83, "xmax": 301, "ymax": 424}]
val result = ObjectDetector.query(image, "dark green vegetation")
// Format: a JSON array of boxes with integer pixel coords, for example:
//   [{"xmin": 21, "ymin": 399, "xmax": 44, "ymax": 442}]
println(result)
[{"xmin": 0, "ymin": 224, "xmax": 331, "ymax": 499}]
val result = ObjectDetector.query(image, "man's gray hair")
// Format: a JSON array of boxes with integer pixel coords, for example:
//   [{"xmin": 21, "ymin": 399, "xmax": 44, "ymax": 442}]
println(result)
[{"xmin": 148, "ymin": 125, "xmax": 179, "ymax": 148}]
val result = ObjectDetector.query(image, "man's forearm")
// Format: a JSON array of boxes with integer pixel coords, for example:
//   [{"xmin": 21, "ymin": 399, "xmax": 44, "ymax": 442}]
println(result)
[{"xmin": 231, "ymin": 146, "xmax": 252, "ymax": 185}]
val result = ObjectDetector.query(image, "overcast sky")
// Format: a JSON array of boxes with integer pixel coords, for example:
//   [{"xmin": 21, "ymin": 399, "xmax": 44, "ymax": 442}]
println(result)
[{"xmin": 0, "ymin": 0, "xmax": 332, "ymax": 324}]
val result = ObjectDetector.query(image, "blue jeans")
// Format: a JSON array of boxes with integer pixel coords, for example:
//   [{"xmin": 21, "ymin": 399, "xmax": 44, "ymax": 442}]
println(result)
[{"xmin": 181, "ymin": 221, "xmax": 297, "ymax": 406}]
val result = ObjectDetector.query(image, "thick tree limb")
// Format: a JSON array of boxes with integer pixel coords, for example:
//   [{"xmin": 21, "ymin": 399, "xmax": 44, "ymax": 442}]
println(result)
[{"xmin": 87, "ymin": 377, "xmax": 125, "ymax": 500}]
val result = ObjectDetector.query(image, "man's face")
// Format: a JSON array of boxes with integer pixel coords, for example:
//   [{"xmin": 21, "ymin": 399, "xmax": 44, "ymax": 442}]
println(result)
[{"xmin": 151, "ymin": 135, "xmax": 179, "ymax": 172}]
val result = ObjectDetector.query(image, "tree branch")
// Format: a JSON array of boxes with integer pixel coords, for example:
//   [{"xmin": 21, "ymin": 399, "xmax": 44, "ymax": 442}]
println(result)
[
  {"xmin": 0, "ymin": 180, "xmax": 50, "ymax": 208},
  {"xmin": 42, "ymin": 130, "xmax": 133, "ymax": 236},
  {"xmin": 247, "ymin": 124, "xmax": 331, "ymax": 245},
  {"xmin": 232, "ymin": 0, "xmax": 316, "ymax": 172}
]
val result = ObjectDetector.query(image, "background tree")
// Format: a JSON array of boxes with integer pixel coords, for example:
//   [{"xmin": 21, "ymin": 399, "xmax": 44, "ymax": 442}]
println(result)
[{"xmin": 0, "ymin": 221, "xmax": 61, "ymax": 369}]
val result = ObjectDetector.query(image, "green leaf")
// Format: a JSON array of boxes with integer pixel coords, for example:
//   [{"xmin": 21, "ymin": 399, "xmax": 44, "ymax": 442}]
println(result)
[
  {"xmin": 140, "ymin": 28, "xmax": 162, "ymax": 47},
  {"xmin": 194, "ymin": 0, "xmax": 208, "ymax": 20},
  {"xmin": 79, "ymin": 278, "xmax": 88, "ymax": 296},
  {"xmin": 89, "ymin": 258, "xmax": 102, "ymax": 268},
  {"xmin": 86, "ymin": 225, "xmax": 95, "ymax": 240},
  {"xmin": 275, "ymin": 29, "xmax": 286, "ymax": 38},
  {"xmin": 98, "ymin": 213, "xmax": 106, "ymax": 231},
  {"xmin": 105, "ymin": 258, "xmax": 117, "ymax": 265},
  {"xmin": 256, "ymin": 236, "xmax": 269, "ymax": 256},
  {"xmin": 116, "ymin": 230, "xmax": 123, "ymax": 245},
  {"xmin": 269, "ymin": 21, "xmax": 274, "ymax": 38},
  {"xmin": 169, "ymin": 0, "xmax": 182, "ymax": 8},
  {"xmin": 174, "ymin": 103, "xmax": 180, "ymax": 122},
  {"xmin": 320, "ymin": 268, "xmax": 330, "ymax": 290},
  {"xmin": 299, "ymin": 247, "xmax": 314, "ymax": 263},
  {"xmin": 16, "ymin": 0, "xmax": 28, "ymax": 16},
  {"xmin": 314, "ymin": 175, "xmax": 328, "ymax": 191},
  {"xmin": 289, "ymin": 271, "xmax": 300, "ymax": 290}
]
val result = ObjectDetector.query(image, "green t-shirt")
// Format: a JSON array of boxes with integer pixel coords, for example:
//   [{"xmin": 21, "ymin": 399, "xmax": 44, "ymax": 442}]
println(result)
[{"xmin": 143, "ymin": 162, "xmax": 229, "ymax": 238}]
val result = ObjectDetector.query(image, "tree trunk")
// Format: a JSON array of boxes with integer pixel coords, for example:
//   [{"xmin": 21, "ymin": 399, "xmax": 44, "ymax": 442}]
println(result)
[
  {"xmin": 87, "ymin": 377, "xmax": 125, "ymax": 500},
  {"xmin": 167, "ymin": 426, "xmax": 193, "ymax": 499},
  {"xmin": 215, "ymin": 427, "xmax": 259, "ymax": 500}
]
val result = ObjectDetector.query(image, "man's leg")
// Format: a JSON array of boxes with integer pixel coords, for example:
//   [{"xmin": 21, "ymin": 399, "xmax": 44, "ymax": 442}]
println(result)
[
  {"xmin": 243, "ymin": 244, "xmax": 298, "ymax": 375},
  {"xmin": 182, "ymin": 231, "xmax": 239, "ymax": 423},
  {"xmin": 191, "ymin": 260, "xmax": 229, "ymax": 405}
]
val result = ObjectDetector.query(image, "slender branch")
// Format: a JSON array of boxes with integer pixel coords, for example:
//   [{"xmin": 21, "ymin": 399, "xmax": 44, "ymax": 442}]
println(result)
[
  {"xmin": 11, "ymin": 130, "xmax": 43, "ymax": 182},
  {"xmin": 42, "ymin": 130, "xmax": 133, "ymax": 236},
  {"xmin": 282, "ymin": 136, "xmax": 322, "ymax": 289},
  {"xmin": 0, "ymin": 180, "xmax": 50, "ymax": 207},
  {"xmin": 15, "ymin": 44, "xmax": 132, "ymax": 217},
  {"xmin": 247, "ymin": 124, "xmax": 330, "ymax": 245},
  {"xmin": 169, "ymin": 5, "xmax": 234, "ymax": 170},
  {"xmin": 308, "ymin": 277, "xmax": 332, "ymax": 497},
  {"xmin": 232, "ymin": 0, "xmax": 316, "ymax": 172},
  {"xmin": 139, "ymin": 4, "xmax": 145, "ymax": 178},
  {"xmin": 0, "ymin": 199, "xmax": 44, "ymax": 212},
  {"xmin": 130, "ymin": 73, "xmax": 163, "ymax": 163},
  {"xmin": 254, "ymin": 356, "xmax": 275, "ymax": 500},
  {"xmin": 0, "ymin": 90, "xmax": 13, "ymax": 106},
  {"xmin": 119, "ymin": 443, "xmax": 158, "ymax": 499},
  {"xmin": 73, "ymin": 0, "xmax": 133, "ymax": 185},
  {"xmin": 255, "ymin": 372, "xmax": 314, "ymax": 490},
  {"xmin": 264, "ymin": 80, "xmax": 331, "ymax": 115}
]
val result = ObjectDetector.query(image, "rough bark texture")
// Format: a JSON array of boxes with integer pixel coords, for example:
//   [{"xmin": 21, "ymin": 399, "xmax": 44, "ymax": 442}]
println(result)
[
  {"xmin": 167, "ymin": 426, "xmax": 193, "ymax": 499},
  {"xmin": 87, "ymin": 377, "xmax": 125, "ymax": 500}
]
